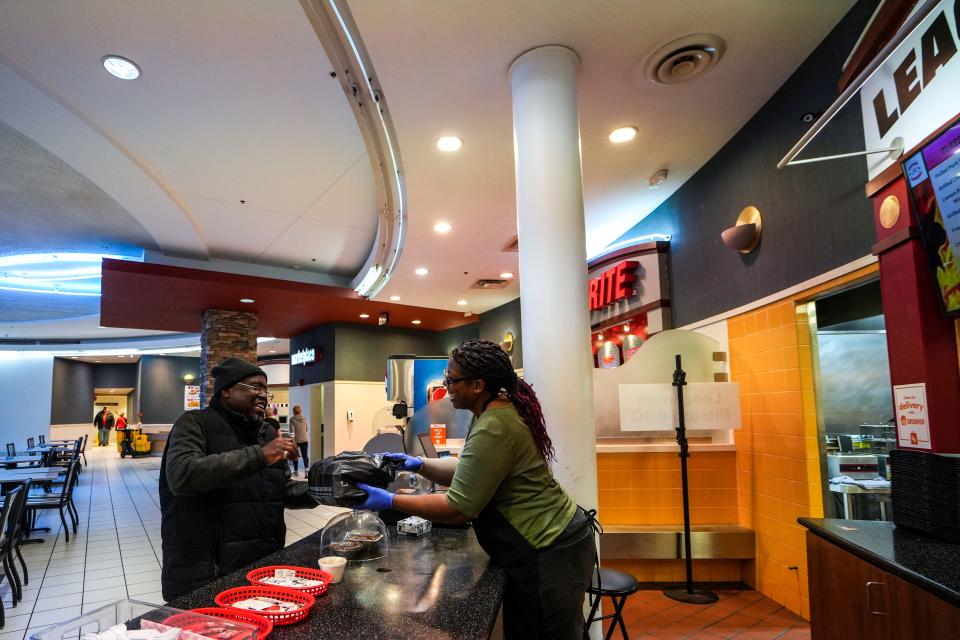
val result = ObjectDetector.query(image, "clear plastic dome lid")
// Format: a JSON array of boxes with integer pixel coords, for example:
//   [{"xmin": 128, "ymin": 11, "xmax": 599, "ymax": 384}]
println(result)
[{"xmin": 319, "ymin": 509, "xmax": 390, "ymax": 562}]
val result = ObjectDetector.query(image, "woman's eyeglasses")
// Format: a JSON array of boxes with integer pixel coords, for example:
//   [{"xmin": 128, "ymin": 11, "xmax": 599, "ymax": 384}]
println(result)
[
  {"xmin": 235, "ymin": 382, "xmax": 274, "ymax": 399},
  {"xmin": 442, "ymin": 369, "xmax": 474, "ymax": 387}
]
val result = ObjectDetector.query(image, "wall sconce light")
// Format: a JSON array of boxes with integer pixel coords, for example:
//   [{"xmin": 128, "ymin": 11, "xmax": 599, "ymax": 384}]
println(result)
[
  {"xmin": 183, "ymin": 373, "xmax": 195, "ymax": 383},
  {"xmin": 721, "ymin": 206, "xmax": 762, "ymax": 253}
]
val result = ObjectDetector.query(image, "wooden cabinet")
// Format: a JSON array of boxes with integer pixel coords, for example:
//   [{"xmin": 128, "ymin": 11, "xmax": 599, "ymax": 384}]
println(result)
[{"xmin": 806, "ymin": 532, "xmax": 960, "ymax": 640}]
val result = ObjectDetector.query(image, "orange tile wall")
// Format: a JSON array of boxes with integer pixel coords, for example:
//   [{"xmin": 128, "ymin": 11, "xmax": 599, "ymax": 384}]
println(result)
[
  {"xmin": 728, "ymin": 264, "xmax": 879, "ymax": 619},
  {"xmin": 597, "ymin": 451, "xmax": 742, "ymax": 582}
]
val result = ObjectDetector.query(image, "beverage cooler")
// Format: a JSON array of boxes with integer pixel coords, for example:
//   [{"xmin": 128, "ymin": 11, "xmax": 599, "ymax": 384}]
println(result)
[{"xmin": 385, "ymin": 355, "xmax": 471, "ymax": 455}]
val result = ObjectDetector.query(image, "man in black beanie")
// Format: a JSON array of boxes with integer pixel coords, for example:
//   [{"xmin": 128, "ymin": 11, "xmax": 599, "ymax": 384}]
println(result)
[{"xmin": 159, "ymin": 357, "xmax": 300, "ymax": 601}]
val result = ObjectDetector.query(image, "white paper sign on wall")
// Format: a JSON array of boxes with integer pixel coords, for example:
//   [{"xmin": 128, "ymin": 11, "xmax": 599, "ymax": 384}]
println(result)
[
  {"xmin": 618, "ymin": 382, "xmax": 741, "ymax": 432},
  {"xmin": 184, "ymin": 385, "xmax": 200, "ymax": 410},
  {"xmin": 893, "ymin": 382, "xmax": 931, "ymax": 449},
  {"xmin": 860, "ymin": 0, "xmax": 960, "ymax": 179}
]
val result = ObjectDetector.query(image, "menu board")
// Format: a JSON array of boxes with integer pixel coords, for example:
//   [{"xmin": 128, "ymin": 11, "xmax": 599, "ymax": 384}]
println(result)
[{"xmin": 903, "ymin": 116, "xmax": 960, "ymax": 316}]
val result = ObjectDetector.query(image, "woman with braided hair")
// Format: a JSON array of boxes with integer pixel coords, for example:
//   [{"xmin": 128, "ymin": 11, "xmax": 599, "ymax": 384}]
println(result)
[{"xmin": 357, "ymin": 339, "xmax": 595, "ymax": 638}]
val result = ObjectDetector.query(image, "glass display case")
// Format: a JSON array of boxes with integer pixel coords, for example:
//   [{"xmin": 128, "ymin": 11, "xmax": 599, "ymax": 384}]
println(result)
[
  {"xmin": 319, "ymin": 509, "xmax": 390, "ymax": 562},
  {"xmin": 30, "ymin": 599, "xmax": 260, "ymax": 640}
]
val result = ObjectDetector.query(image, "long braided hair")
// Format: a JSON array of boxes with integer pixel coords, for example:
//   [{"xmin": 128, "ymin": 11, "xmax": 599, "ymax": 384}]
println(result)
[{"xmin": 450, "ymin": 339, "xmax": 556, "ymax": 462}]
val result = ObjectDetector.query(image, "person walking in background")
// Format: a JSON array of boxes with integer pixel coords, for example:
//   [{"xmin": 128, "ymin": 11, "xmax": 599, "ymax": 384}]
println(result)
[
  {"xmin": 115, "ymin": 412, "xmax": 128, "ymax": 431},
  {"xmin": 290, "ymin": 405, "xmax": 309, "ymax": 477},
  {"xmin": 94, "ymin": 406, "xmax": 111, "ymax": 446}
]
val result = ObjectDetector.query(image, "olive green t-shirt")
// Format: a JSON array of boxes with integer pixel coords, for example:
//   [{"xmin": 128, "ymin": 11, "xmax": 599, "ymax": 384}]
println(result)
[{"xmin": 445, "ymin": 405, "xmax": 576, "ymax": 549}]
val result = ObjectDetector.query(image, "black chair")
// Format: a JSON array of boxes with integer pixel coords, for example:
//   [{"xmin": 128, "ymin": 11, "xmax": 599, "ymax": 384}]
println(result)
[
  {"xmin": 26, "ymin": 460, "xmax": 80, "ymax": 542},
  {"xmin": 0, "ymin": 485, "xmax": 24, "ymax": 626},
  {"xmin": 38, "ymin": 435, "xmax": 45, "ymax": 445},
  {"xmin": 1, "ymin": 481, "xmax": 30, "ymax": 607},
  {"xmin": 25, "ymin": 438, "xmax": 34, "ymax": 450},
  {"xmin": 4, "ymin": 444, "xmax": 13, "ymax": 457},
  {"xmin": 584, "ymin": 567, "xmax": 639, "ymax": 640},
  {"xmin": 79, "ymin": 434, "xmax": 88, "ymax": 468}
]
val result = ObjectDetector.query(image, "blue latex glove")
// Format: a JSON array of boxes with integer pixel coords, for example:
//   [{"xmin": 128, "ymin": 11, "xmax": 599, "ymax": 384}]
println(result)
[
  {"xmin": 383, "ymin": 452, "xmax": 423, "ymax": 472},
  {"xmin": 356, "ymin": 483, "xmax": 395, "ymax": 511}
]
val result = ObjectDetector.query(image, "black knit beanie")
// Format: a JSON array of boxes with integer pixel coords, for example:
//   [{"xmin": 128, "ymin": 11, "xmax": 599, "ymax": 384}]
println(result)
[{"xmin": 212, "ymin": 357, "xmax": 267, "ymax": 398}]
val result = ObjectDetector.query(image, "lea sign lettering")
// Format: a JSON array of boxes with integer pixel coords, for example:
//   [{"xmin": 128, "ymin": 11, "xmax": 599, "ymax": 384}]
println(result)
[
  {"xmin": 588, "ymin": 261, "xmax": 638, "ymax": 310},
  {"xmin": 291, "ymin": 348, "xmax": 316, "ymax": 366},
  {"xmin": 861, "ymin": 0, "xmax": 960, "ymax": 178}
]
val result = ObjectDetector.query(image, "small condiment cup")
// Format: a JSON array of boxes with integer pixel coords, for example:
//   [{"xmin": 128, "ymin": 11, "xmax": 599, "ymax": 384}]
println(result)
[{"xmin": 319, "ymin": 556, "xmax": 347, "ymax": 583}]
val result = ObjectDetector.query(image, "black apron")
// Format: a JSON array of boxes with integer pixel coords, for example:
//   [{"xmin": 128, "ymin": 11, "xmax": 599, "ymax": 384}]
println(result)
[{"xmin": 473, "ymin": 503, "xmax": 596, "ymax": 639}]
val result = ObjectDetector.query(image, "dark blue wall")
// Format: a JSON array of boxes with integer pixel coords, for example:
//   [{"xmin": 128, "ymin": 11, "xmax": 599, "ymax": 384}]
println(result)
[
  {"xmin": 478, "ymin": 298, "xmax": 523, "ymax": 368},
  {"xmin": 607, "ymin": 0, "xmax": 881, "ymax": 326},
  {"xmin": 138, "ymin": 356, "xmax": 201, "ymax": 424},
  {"xmin": 93, "ymin": 363, "xmax": 137, "ymax": 390},
  {"xmin": 290, "ymin": 322, "xmax": 480, "ymax": 385},
  {"xmin": 50, "ymin": 358, "xmax": 95, "ymax": 424}
]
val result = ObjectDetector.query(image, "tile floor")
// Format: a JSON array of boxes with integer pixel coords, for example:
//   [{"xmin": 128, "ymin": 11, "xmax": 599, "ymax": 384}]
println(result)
[
  {"xmin": 599, "ymin": 586, "xmax": 810, "ymax": 639},
  {"xmin": 2, "ymin": 447, "xmax": 811, "ymax": 640}
]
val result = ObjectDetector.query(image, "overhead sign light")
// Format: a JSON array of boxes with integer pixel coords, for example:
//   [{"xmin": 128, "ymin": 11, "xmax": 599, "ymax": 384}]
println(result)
[
  {"xmin": 0, "ymin": 252, "xmax": 142, "ymax": 296},
  {"xmin": 291, "ymin": 348, "xmax": 316, "ymax": 366}
]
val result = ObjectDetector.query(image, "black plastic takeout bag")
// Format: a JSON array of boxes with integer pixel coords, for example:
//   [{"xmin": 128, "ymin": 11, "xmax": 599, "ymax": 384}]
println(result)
[{"xmin": 307, "ymin": 451, "xmax": 397, "ymax": 507}]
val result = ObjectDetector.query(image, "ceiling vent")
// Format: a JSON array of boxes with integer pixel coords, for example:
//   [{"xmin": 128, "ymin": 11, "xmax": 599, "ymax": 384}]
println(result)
[
  {"xmin": 643, "ymin": 34, "xmax": 726, "ymax": 85},
  {"xmin": 502, "ymin": 235, "xmax": 519, "ymax": 252},
  {"xmin": 470, "ymin": 278, "xmax": 511, "ymax": 289}
]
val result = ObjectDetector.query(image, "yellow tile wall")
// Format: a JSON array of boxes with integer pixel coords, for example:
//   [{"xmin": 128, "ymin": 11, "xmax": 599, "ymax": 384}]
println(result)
[
  {"xmin": 597, "ymin": 451, "xmax": 739, "ymax": 526},
  {"xmin": 597, "ymin": 451, "xmax": 742, "ymax": 583},
  {"xmin": 728, "ymin": 263, "xmax": 878, "ymax": 619}
]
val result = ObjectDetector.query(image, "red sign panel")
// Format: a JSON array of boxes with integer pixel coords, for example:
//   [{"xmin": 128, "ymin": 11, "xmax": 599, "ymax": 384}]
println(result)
[{"xmin": 588, "ymin": 261, "xmax": 638, "ymax": 310}]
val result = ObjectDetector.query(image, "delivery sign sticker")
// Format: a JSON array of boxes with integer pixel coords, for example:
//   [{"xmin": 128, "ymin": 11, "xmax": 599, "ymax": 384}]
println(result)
[{"xmin": 893, "ymin": 383, "xmax": 931, "ymax": 450}]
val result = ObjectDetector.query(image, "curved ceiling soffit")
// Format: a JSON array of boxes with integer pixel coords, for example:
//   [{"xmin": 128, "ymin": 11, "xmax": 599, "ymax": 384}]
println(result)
[
  {"xmin": 300, "ymin": 0, "xmax": 406, "ymax": 299},
  {"xmin": 0, "ymin": 54, "xmax": 209, "ymax": 260}
]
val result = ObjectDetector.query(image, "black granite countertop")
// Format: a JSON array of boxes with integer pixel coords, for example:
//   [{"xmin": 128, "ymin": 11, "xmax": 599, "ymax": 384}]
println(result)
[
  {"xmin": 799, "ymin": 517, "xmax": 960, "ymax": 606},
  {"xmin": 167, "ymin": 526, "xmax": 506, "ymax": 639}
]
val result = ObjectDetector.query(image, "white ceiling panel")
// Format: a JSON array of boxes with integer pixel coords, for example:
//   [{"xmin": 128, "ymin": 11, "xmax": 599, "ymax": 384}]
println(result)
[
  {"xmin": 300, "ymin": 152, "xmax": 379, "ymax": 232},
  {"xmin": 179, "ymin": 193, "xmax": 298, "ymax": 263},
  {"xmin": 265, "ymin": 217, "xmax": 375, "ymax": 275}
]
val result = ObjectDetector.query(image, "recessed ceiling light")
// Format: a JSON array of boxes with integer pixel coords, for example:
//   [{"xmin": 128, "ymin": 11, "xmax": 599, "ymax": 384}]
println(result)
[
  {"xmin": 433, "ymin": 221, "xmax": 452, "ymax": 233},
  {"xmin": 239, "ymin": 298, "xmax": 255, "ymax": 304},
  {"xmin": 95, "ymin": 360, "xmax": 102, "ymax": 363},
  {"xmin": 389, "ymin": 295, "xmax": 400, "ymax": 301},
  {"xmin": 609, "ymin": 126, "xmax": 638, "ymax": 143},
  {"xmin": 102, "ymin": 55, "xmax": 141, "ymax": 80},
  {"xmin": 411, "ymin": 319, "xmax": 422, "ymax": 325},
  {"xmin": 270, "ymin": 350, "xmax": 276, "ymax": 353},
  {"xmin": 457, "ymin": 300, "xmax": 468, "ymax": 306},
  {"xmin": 414, "ymin": 267, "xmax": 429, "ymax": 276},
  {"xmin": 436, "ymin": 136, "xmax": 462, "ymax": 152},
  {"xmin": 359, "ymin": 313, "xmax": 370, "ymax": 319},
  {"xmin": 499, "ymin": 272, "xmax": 514, "ymax": 279}
]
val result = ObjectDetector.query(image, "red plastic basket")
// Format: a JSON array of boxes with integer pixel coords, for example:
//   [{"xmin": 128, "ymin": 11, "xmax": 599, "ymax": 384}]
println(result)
[
  {"xmin": 214, "ymin": 586, "xmax": 315, "ymax": 626},
  {"xmin": 246, "ymin": 565, "xmax": 332, "ymax": 597},
  {"xmin": 163, "ymin": 608, "xmax": 274, "ymax": 640}
]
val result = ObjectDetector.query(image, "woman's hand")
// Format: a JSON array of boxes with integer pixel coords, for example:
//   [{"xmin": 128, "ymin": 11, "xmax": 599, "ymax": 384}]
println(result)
[
  {"xmin": 383, "ymin": 452, "xmax": 423, "ymax": 472},
  {"xmin": 356, "ymin": 483, "xmax": 395, "ymax": 511}
]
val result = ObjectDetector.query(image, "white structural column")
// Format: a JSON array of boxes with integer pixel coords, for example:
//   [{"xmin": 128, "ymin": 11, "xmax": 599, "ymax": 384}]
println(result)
[{"xmin": 508, "ymin": 47, "xmax": 598, "ymax": 511}]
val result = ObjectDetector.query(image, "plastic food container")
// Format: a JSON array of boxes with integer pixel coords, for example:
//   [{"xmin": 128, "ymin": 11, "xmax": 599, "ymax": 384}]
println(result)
[
  {"xmin": 29, "ymin": 600, "xmax": 259, "ymax": 640},
  {"xmin": 214, "ymin": 586, "xmax": 314, "ymax": 625},
  {"xmin": 246, "ymin": 565, "xmax": 331, "ymax": 597},
  {"xmin": 163, "ymin": 608, "xmax": 273, "ymax": 640}
]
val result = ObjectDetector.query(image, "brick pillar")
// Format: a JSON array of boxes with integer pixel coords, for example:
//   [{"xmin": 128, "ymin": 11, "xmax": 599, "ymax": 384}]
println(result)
[{"xmin": 200, "ymin": 309, "xmax": 259, "ymax": 407}]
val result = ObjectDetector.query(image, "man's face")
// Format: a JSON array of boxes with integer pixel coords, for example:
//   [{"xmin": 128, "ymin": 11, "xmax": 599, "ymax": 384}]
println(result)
[{"xmin": 221, "ymin": 374, "xmax": 269, "ymax": 420}]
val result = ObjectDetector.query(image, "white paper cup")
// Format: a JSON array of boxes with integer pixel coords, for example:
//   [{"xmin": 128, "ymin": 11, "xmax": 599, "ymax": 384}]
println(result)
[{"xmin": 319, "ymin": 556, "xmax": 347, "ymax": 583}]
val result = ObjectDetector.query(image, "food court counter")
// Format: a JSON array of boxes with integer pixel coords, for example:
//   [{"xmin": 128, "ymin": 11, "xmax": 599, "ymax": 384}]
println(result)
[{"xmin": 166, "ymin": 525, "xmax": 506, "ymax": 640}]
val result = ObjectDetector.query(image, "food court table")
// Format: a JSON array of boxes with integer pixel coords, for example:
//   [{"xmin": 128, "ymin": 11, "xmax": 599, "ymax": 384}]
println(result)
[{"xmin": 167, "ymin": 525, "xmax": 506, "ymax": 640}]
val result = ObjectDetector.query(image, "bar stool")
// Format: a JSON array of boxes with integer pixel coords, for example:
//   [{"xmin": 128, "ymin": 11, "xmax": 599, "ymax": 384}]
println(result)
[{"xmin": 584, "ymin": 567, "xmax": 639, "ymax": 640}]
